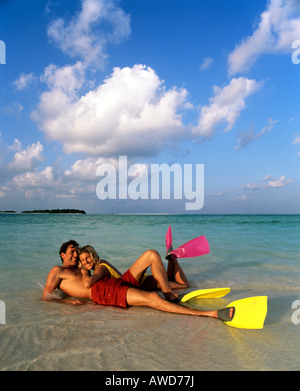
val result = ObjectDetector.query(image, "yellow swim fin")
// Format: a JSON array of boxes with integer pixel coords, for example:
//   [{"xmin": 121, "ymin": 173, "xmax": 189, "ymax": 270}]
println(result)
[
  {"xmin": 179, "ymin": 287, "xmax": 230, "ymax": 303},
  {"xmin": 218, "ymin": 296, "xmax": 268, "ymax": 329}
]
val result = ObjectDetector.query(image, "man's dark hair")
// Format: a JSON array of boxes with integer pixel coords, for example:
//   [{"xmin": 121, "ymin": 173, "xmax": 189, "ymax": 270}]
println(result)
[{"xmin": 59, "ymin": 240, "xmax": 79, "ymax": 262}]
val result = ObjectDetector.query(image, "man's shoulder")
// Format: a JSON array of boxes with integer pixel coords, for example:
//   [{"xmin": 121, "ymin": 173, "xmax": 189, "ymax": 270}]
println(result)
[
  {"xmin": 48, "ymin": 265, "xmax": 64, "ymax": 276},
  {"xmin": 48, "ymin": 265, "xmax": 79, "ymax": 279}
]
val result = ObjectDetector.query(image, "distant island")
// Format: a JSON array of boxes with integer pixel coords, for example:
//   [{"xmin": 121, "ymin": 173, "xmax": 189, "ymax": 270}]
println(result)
[
  {"xmin": 0, "ymin": 211, "xmax": 17, "ymax": 213},
  {"xmin": 21, "ymin": 209, "xmax": 86, "ymax": 214}
]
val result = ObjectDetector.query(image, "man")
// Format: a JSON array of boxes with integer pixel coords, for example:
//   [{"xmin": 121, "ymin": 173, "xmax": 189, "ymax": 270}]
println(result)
[
  {"xmin": 41, "ymin": 240, "xmax": 233, "ymax": 321},
  {"xmin": 41, "ymin": 240, "xmax": 86, "ymax": 305}
]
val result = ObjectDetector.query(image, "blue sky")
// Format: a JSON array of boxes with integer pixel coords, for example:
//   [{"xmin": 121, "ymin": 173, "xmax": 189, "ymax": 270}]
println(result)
[{"xmin": 0, "ymin": 0, "xmax": 299, "ymax": 213}]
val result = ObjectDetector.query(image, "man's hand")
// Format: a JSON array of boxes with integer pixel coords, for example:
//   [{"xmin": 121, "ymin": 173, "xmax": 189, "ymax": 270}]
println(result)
[{"xmin": 64, "ymin": 299, "xmax": 86, "ymax": 305}]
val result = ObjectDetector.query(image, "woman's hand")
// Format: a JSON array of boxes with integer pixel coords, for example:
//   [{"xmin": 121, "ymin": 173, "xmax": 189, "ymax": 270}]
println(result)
[
  {"xmin": 80, "ymin": 268, "xmax": 89, "ymax": 277},
  {"xmin": 81, "ymin": 267, "xmax": 93, "ymax": 288}
]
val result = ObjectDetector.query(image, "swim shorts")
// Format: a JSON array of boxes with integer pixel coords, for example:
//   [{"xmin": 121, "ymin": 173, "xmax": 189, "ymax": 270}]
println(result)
[{"xmin": 91, "ymin": 269, "xmax": 140, "ymax": 308}]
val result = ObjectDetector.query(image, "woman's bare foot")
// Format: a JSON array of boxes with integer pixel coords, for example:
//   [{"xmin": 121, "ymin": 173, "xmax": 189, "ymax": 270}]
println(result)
[{"xmin": 163, "ymin": 291, "xmax": 180, "ymax": 303}]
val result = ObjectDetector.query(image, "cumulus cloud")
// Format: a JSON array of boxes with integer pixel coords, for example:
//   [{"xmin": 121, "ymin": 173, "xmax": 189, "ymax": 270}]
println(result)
[
  {"xmin": 32, "ymin": 63, "xmax": 190, "ymax": 157},
  {"xmin": 13, "ymin": 166, "xmax": 54, "ymax": 190},
  {"xmin": 0, "ymin": 140, "xmax": 50, "ymax": 202},
  {"xmin": 1, "ymin": 159, "xmax": 95, "ymax": 202},
  {"xmin": 47, "ymin": 0, "xmax": 131, "ymax": 67},
  {"xmin": 0, "ymin": 151, "xmax": 150, "ymax": 204},
  {"xmin": 40, "ymin": 61, "xmax": 86, "ymax": 95},
  {"xmin": 228, "ymin": 0, "xmax": 300, "ymax": 75},
  {"xmin": 30, "ymin": 0, "xmax": 265, "ymax": 161},
  {"xmin": 241, "ymin": 174, "xmax": 293, "ymax": 190},
  {"xmin": 192, "ymin": 77, "xmax": 261, "ymax": 139},
  {"xmin": 65, "ymin": 157, "xmax": 119, "ymax": 181},
  {"xmin": 8, "ymin": 166, "xmax": 66, "ymax": 202},
  {"xmin": 6, "ymin": 140, "xmax": 44, "ymax": 173}
]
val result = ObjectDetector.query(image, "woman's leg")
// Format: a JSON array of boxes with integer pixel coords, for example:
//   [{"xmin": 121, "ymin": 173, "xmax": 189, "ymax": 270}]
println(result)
[{"xmin": 167, "ymin": 257, "xmax": 190, "ymax": 289}]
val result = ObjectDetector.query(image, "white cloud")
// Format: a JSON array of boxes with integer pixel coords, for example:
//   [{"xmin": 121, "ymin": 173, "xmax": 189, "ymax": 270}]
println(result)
[
  {"xmin": 7, "ymin": 166, "xmax": 61, "ymax": 201},
  {"xmin": 231, "ymin": 195, "xmax": 247, "ymax": 202},
  {"xmin": 41, "ymin": 61, "xmax": 86, "ymax": 95},
  {"xmin": 292, "ymin": 136, "xmax": 300, "ymax": 145},
  {"xmin": 33, "ymin": 63, "xmax": 190, "ymax": 157},
  {"xmin": 262, "ymin": 174, "xmax": 272, "ymax": 181},
  {"xmin": 31, "ymin": 61, "xmax": 86, "ymax": 132},
  {"xmin": 241, "ymin": 182, "xmax": 261, "ymax": 190},
  {"xmin": 241, "ymin": 174, "xmax": 293, "ymax": 190},
  {"xmin": 8, "ymin": 139, "xmax": 22, "ymax": 152},
  {"xmin": 13, "ymin": 72, "xmax": 36, "ymax": 90},
  {"xmin": 192, "ymin": 77, "xmax": 261, "ymax": 139},
  {"xmin": 6, "ymin": 141, "xmax": 44, "ymax": 173},
  {"xmin": 0, "ymin": 153, "xmax": 147, "ymax": 204},
  {"xmin": 264, "ymin": 175, "xmax": 293, "ymax": 188},
  {"xmin": 47, "ymin": 0, "xmax": 131, "ymax": 67},
  {"xmin": 65, "ymin": 157, "xmax": 118, "ymax": 181},
  {"xmin": 228, "ymin": 0, "xmax": 300, "ymax": 75},
  {"xmin": 4, "ymin": 156, "xmax": 115, "ymax": 202},
  {"xmin": 200, "ymin": 57, "xmax": 214, "ymax": 70},
  {"xmin": 235, "ymin": 118, "xmax": 278, "ymax": 149},
  {"xmin": 13, "ymin": 166, "xmax": 54, "ymax": 190}
]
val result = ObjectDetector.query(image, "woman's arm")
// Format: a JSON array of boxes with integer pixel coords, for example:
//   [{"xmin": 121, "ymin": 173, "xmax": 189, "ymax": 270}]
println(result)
[{"xmin": 81, "ymin": 265, "xmax": 110, "ymax": 288}]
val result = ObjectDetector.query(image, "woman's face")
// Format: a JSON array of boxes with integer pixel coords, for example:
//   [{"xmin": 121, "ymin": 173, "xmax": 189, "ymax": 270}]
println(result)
[{"xmin": 79, "ymin": 252, "xmax": 95, "ymax": 270}]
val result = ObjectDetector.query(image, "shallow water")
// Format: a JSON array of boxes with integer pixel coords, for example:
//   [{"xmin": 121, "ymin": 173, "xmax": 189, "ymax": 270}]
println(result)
[{"xmin": 0, "ymin": 214, "xmax": 299, "ymax": 371}]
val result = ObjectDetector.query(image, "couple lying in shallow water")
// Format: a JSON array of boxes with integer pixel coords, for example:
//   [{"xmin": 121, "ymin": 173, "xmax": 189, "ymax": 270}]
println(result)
[{"xmin": 41, "ymin": 240, "xmax": 234, "ymax": 322}]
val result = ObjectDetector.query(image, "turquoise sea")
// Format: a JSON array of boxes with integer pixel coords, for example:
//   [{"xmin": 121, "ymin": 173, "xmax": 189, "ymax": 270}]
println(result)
[{"xmin": 0, "ymin": 213, "xmax": 299, "ymax": 371}]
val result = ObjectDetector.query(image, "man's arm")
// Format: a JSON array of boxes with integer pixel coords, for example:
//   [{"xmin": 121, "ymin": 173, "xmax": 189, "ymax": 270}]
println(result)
[
  {"xmin": 41, "ymin": 266, "xmax": 61, "ymax": 300},
  {"xmin": 41, "ymin": 266, "xmax": 83, "ymax": 305}
]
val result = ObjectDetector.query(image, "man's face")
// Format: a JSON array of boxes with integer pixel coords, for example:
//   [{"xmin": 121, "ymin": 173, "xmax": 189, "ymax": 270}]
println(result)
[{"xmin": 61, "ymin": 244, "xmax": 78, "ymax": 267}]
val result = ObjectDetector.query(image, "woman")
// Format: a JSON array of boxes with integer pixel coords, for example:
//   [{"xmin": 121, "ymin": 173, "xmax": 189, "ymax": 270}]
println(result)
[{"xmin": 78, "ymin": 245, "xmax": 189, "ymax": 292}]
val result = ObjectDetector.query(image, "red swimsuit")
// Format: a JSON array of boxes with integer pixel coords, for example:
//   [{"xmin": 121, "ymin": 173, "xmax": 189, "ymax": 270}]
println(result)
[{"xmin": 91, "ymin": 269, "xmax": 140, "ymax": 308}]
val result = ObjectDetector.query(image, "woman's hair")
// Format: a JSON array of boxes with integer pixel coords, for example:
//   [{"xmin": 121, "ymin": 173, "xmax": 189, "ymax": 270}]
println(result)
[{"xmin": 78, "ymin": 245, "xmax": 101, "ymax": 269}]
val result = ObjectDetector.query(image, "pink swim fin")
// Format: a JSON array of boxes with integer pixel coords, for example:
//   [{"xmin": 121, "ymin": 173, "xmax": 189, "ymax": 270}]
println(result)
[
  {"xmin": 165, "ymin": 226, "xmax": 210, "ymax": 260},
  {"xmin": 165, "ymin": 225, "xmax": 173, "ymax": 254}
]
